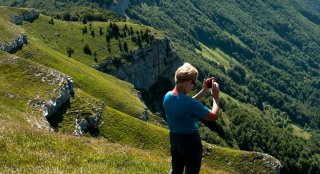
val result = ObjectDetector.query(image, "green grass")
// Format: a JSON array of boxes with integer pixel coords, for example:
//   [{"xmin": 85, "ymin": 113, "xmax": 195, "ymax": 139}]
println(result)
[
  {"xmin": 203, "ymin": 143, "xmax": 280, "ymax": 174},
  {"xmin": 196, "ymin": 42, "xmax": 249, "ymax": 73},
  {"xmin": 100, "ymin": 106, "xmax": 169, "ymax": 151},
  {"xmin": 16, "ymin": 40, "xmax": 146, "ymax": 119},
  {"xmin": 0, "ymin": 18, "xmax": 25, "ymax": 43},
  {"xmin": 0, "ymin": 6, "xmax": 33, "ymax": 21},
  {"xmin": 22, "ymin": 15, "xmax": 165, "ymax": 67},
  {"xmin": 0, "ymin": 51, "xmax": 63, "ymax": 129},
  {"xmin": 290, "ymin": 124, "xmax": 311, "ymax": 140},
  {"xmin": 0, "ymin": 126, "xmax": 171, "ymax": 174}
]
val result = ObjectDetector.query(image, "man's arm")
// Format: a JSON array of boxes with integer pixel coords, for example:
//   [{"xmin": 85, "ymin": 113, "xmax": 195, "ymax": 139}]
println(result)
[
  {"xmin": 192, "ymin": 78, "xmax": 213, "ymax": 101},
  {"xmin": 192, "ymin": 89, "xmax": 206, "ymax": 101}
]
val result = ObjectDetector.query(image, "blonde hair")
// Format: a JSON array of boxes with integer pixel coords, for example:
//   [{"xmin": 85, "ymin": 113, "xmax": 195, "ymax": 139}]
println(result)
[{"xmin": 174, "ymin": 63, "xmax": 198, "ymax": 84}]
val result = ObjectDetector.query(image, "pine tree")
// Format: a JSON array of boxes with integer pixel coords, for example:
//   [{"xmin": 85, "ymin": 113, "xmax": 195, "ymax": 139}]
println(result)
[
  {"xmin": 137, "ymin": 36, "xmax": 142, "ymax": 48},
  {"xmin": 124, "ymin": 41, "xmax": 128, "ymax": 52},
  {"xmin": 49, "ymin": 18, "xmax": 54, "ymax": 25},
  {"xmin": 82, "ymin": 26, "xmax": 88, "ymax": 35},
  {"xmin": 83, "ymin": 44, "xmax": 92, "ymax": 55},
  {"xmin": 93, "ymin": 52, "xmax": 98, "ymax": 62},
  {"xmin": 130, "ymin": 27, "xmax": 134, "ymax": 35},
  {"xmin": 99, "ymin": 27, "xmax": 103, "ymax": 36},
  {"xmin": 82, "ymin": 18, "xmax": 87, "ymax": 24},
  {"xmin": 106, "ymin": 35, "xmax": 111, "ymax": 45},
  {"xmin": 67, "ymin": 47, "xmax": 74, "ymax": 57},
  {"xmin": 91, "ymin": 30, "xmax": 95, "ymax": 37},
  {"xmin": 118, "ymin": 41, "xmax": 123, "ymax": 52}
]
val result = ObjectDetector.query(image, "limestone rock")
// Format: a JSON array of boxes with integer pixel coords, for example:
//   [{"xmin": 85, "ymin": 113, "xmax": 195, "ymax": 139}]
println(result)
[
  {"xmin": 0, "ymin": 34, "xmax": 27, "ymax": 53},
  {"xmin": 109, "ymin": 0, "xmax": 130, "ymax": 16},
  {"xmin": 43, "ymin": 77, "xmax": 74, "ymax": 119},
  {"xmin": 97, "ymin": 37, "xmax": 182, "ymax": 91},
  {"xmin": 73, "ymin": 102, "xmax": 105, "ymax": 136},
  {"xmin": 10, "ymin": 8, "xmax": 39, "ymax": 25}
]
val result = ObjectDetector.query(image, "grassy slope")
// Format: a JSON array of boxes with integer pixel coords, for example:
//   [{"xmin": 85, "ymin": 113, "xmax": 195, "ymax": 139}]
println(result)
[
  {"xmin": 16, "ymin": 40, "xmax": 146, "ymax": 119},
  {"xmin": 0, "ymin": 51, "xmax": 60, "ymax": 128},
  {"xmin": 0, "ymin": 6, "xmax": 32, "ymax": 21},
  {"xmin": 22, "ymin": 14, "xmax": 164, "ymax": 67},
  {"xmin": 0, "ymin": 18, "xmax": 25, "ymax": 43},
  {"xmin": 196, "ymin": 42, "xmax": 248, "ymax": 72},
  {"xmin": 0, "ymin": 7, "xmax": 280, "ymax": 173}
]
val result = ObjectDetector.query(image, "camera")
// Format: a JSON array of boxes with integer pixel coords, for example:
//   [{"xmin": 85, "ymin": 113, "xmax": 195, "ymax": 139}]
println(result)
[{"xmin": 205, "ymin": 79, "xmax": 213, "ymax": 88}]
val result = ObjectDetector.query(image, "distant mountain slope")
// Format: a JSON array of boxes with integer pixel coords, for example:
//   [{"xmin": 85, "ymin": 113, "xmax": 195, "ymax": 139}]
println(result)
[
  {"xmin": 126, "ymin": 0, "xmax": 320, "ymax": 173},
  {"xmin": 128, "ymin": 0, "xmax": 320, "ymax": 127},
  {"xmin": 297, "ymin": 0, "xmax": 320, "ymax": 14}
]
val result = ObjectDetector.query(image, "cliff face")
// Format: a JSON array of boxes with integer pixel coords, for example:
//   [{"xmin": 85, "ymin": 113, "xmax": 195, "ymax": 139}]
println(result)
[
  {"xmin": 0, "ymin": 8, "xmax": 39, "ymax": 53},
  {"xmin": 108, "ymin": 0, "xmax": 130, "ymax": 16},
  {"xmin": 97, "ymin": 37, "xmax": 182, "ymax": 91},
  {"xmin": 43, "ymin": 77, "xmax": 74, "ymax": 119},
  {"xmin": 10, "ymin": 8, "xmax": 39, "ymax": 25},
  {"xmin": 0, "ymin": 34, "xmax": 27, "ymax": 53}
]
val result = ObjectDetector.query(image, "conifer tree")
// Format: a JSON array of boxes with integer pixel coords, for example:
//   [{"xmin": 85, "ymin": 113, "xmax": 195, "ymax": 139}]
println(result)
[
  {"xmin": 67, "ymin": 47, "xmax": 74, "ymax": 57},
  {"xmin": 49, "ymin": 18, "xmax": 54, "ymax": 25},
  {"xmin": 137, "ymin": 36, "xmax": 142, "ymax": 48},
  {"xmin": 82, "ymin": 18, "xmax": 87, "ymax": 24},
  {"xmin": 130, "ymin": 27, "xmax": 134, "ymax": 35},
  {"xmin": 106, "ymin": 35, "xmax": 111, "ymax": 45},
  {"xmin": 82, "ymin": 26, "xmax": 88, "ymax": 35},
  {"xmin": 118, "ymin": 41, "xmax": 123, "ymax": 52},
  {"xmin": 99, "ymin": 27, "xmax": 103, "ymax": 36},
  {"xmin": 93, "ymin": 52, "xmax": 98, "ymax": 62},
  {"xmin": 83, "ymin": 44, "xmax": 92, "ymax": 55},
  {"xmin": 91, "ymin": 30, "xmax": 95, "ymax": 37},
  {"xmin": 124, "ymin": 41, "xmax": 128, "ymax": 52}
]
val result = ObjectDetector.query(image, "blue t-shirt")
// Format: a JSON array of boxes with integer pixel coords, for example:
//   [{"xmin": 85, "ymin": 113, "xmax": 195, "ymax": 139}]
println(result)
[{"xmin": 163, "ymin": 91, "xmax": 210, "ymax": 134}]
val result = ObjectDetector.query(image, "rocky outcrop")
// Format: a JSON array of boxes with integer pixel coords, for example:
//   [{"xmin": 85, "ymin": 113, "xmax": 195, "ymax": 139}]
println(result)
[
  {"xmin": 109, "ymin": 0, "xmax": 130, "ymax": 16},
  {"xmin": 43, "ymin": 77, "xmax": 74, "ymax": 119},
  {"xmin": 10, "ymin": 8, "xmax": 39, "ymax": 25},
  {"xmin": 97, "ymin": 37, "xmax": 182, "ymax": 91},
  {"xmin": 0, "ymin": 8, "xmax": 39, "ymax": 53},
  {"xmin": 0, "ymin": 34, "xmax": 27, "ymax": 53},
  {"xmin": 73, "ymin": 102, "xmax": 105, "ymax": 136},
  {"xmin": 203, "ymin": 143, "xmax": 282, "ymax": 174},
  {"xmin": 253, "ymin": 152, "xmax": 282, "ymax": 174}
]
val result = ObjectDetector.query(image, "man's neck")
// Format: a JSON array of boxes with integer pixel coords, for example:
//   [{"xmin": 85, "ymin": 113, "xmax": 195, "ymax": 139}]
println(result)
[{"xmin": 172, "ymin": 83, "xmax": 188, "ymax": 95}]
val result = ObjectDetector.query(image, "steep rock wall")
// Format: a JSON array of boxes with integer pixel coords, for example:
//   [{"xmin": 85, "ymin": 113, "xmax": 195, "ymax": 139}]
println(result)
[
  {"xmin": 73, "ymin": 101, "xmax": 105, "ymax": 136},
  {"xmin": 97, "ymin": 37, "xmax": 181, "ymax": 91},
  {"xmin": 43, "ymin": 77, "xmax": 74, "ymax": 119},
  {"xmin": 10, "ymin": 8, "xmax": 39, "ymax": 25},
  {"xmin": 0, "ymin": 34, "xmax": 27, "ymax": 53},
  {"xmin": 0, "ymin": 8, "xmax": 39, "ymax": 53},
  {"xmin": 108, "ymin": 0, "xmax": 130, "ymax": 16}
]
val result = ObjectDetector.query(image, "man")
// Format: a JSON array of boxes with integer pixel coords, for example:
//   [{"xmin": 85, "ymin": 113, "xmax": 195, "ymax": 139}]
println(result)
[{"xmin": 163, "ymin": 62, "xmax": 220, "ymax": 174}]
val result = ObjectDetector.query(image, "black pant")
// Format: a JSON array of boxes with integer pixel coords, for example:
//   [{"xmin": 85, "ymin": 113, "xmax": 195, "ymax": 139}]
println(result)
[{"xmin": 169, "ymin": 131, "xmax": 203, "ymax": 174}]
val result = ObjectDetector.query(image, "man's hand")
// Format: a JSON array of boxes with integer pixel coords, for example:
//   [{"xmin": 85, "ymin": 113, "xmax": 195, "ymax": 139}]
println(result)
[
  {"xmin": 211, "ymin": 81, "xmax": 219, "ymax": 97},
  {"xmin": 203, "ymin": 77, "xmax": 214, "ymax": 93}
]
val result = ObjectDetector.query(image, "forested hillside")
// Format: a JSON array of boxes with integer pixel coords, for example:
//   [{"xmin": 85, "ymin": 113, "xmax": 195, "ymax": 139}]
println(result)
[{"xmin": 126, "ymin": 0, "xmax": 320, "ymax": 173}]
